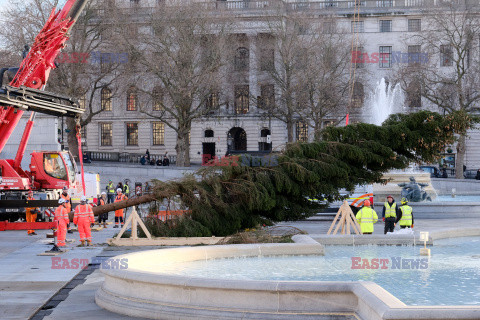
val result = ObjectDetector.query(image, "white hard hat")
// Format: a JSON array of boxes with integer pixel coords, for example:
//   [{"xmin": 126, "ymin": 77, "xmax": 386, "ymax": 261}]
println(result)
[
  {"xmin": 101, "ymin": 191, "xmax": 106, "ymax": 195},
  {"xmin": 117, "ymin": 188, "xmax": 122, "ymax": 192},
  {"xmin": 58, "ymin": 198, "xmax": 66, "ymax": 204},
  {"xmin": 81, "ymin": 195, "xmax": 87, "ymax": 202}
]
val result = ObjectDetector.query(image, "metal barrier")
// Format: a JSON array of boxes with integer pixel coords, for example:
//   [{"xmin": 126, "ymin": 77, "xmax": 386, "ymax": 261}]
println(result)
[{"xmin": 86, "ymin": 151, "xmax": 176, "ymax": 165}]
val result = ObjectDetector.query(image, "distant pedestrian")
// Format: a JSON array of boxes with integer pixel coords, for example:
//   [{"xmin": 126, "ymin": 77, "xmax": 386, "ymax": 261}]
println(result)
[
  {"xmin": 476, "ymin": 169, "xmax": 480, "ymax": 180},
  {"xmin": 355, "ymin": 200, "xmax": 378, "ymax": 234},
  {"xmin": 162, "ymin": 155, "xmax": 169, "ymax": 166},
  {"xmin": 98, "ymin": 192, "xmax": 108, "ymax": 228},
  {"xmin": 123, "ymin": 181, "xmax": 130, "ymax": 197},
  {"xmin": 116, "ymin": 182, "xmax": 124, "ymax": 193},
  {"xmin": 146, "ymin": 149, "xmax": 150, "ymax": 161},
  {"xmin": 106, "ymin": 180, "xmax": 115, "ymax": 203},
  {"xmin": 382, "ymin": 195, "xmax": 400, "ymax": 234}
]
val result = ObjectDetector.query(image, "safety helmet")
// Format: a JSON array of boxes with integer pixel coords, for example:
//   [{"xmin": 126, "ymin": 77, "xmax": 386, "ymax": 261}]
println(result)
[
  {"xmin": 364, "ymin": 200, "xmax": 371, "ymax": 207},
  {"xmin": 28, "ymin": 190, "xmax": 33, "ymax": 194},
  {"xmin": 101, "ymin": 191, "xmax": 106, "ymax": 195},
  {"xmin": 401, "ymin": 197, "xmax": 408, "ymax": 205},
  {"xmin": 117, "ymin": 188, "xmax": 122, "ymax": 192},
  {"xmin": 58, "ymin": 198, "xmax": 66, "ymax": 204},
  {"xmin": 80, "ymin": 195, "xmax": 87, "ymax": 202},
  {"xmin": 387, "ymin": 195, "xmax": 393, "ymax": 199}
]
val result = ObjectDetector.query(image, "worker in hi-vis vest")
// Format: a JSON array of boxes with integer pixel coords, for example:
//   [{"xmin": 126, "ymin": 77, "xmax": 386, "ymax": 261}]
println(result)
[
  {"xmin": 382, "ymin": 195, "xmax": 400, "ymax": 234},
  {"xmin": 355, "ymin": 200, "xmax": 378, "ymax": 234},
  {"xmin": 397, "ymin": 197, "xmax": 414, "ymax": 228}
]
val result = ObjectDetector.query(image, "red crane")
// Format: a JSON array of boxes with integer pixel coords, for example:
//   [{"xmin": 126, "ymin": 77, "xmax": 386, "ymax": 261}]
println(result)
[{"xmin": 0, "ymin": 0, "xmax": 89, "ymax": 222}]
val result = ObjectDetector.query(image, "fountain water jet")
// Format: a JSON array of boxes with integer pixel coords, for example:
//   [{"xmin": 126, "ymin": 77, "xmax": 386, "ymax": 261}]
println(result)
[{"xmin": 368, "ymin": 78, "xmax": 405, "ymax": 125}]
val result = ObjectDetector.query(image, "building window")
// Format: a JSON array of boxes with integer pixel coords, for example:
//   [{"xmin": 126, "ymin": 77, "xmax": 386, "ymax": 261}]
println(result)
[
  {"xmin": 379, "ymin": 46, "xmax": 392, "ymax": 68},
  {"xmin": 78, "ymin": 92, "xmax": 86, "ymax": 110},
  {"xmin": 352, "ymin": 46, "xmax": 365, "ymax": 68},
  {"xmin": 126, "ymin": 123, "xmax": 138, "ymax": 146},
  {"xmin": 260, "ymin": 48, "xmax": 274, "ymax": 71},
  {"xmin": 379, "ymin": 20, "xmax": 392, "ymax": 32},
  {"xmin": 234, "ymin": 85, "xmax": 249, "ymax": 114},
  {"xmin": 100, "ymin": 123, "xmax": 112, "ymax": 146},
  {"xmin": 101, "ymin": 87, "xmax": 112, "ymax": 111},
  {"xmin": 407, "ymin": 45, "xmax": 421, "ymax": 64},
  {"xmin": 440, "ymin": 45, "xmax": 453, "ymax": 67},
  {"xmin": 407, "ymin": 81, "xmax": 422, "ymax": 108},
  {"xmin": 351, "ymin": 21, "xmax": 364, "ymax": 33},
  {"xmin": 259, "ymin": 84, "xmax": 275, "ymax": 109},
  {"xmin": 80, "ymin": 126, "xmax": 87, "ymax": 146},
  {"xmin": 152, "ymin": 122, "xmax": 165, "ymax": 145},
  {"xmin": 408, "ymin": 19, "xmax": 421, "ymax": 32},
  {"xmin": 351, "ymin": 82, "xmax": 364, "ymax": 108},
  {"xmin": 234, "ymin": 47, "xmax": 249, "ymax": 71},
  {"xmin": 204, "ymin": 129, "xmax": 214, "ymax": 138},
  {"xmin": 296, "ymin": 121, "xmax": 308, "ymax": 142},
  {"xmin": 126, "ymin": 86, "xmax": 138, "ymax": 111},
  {"xmin": 130, "ymin": 0, "xmax": 140, "ymax": 7},
  {"xmin": 152, "ymin": 86, "xmax": 163, "ymax": 111},
  {"xmin": 377, "ymin": 0, "xmax": 393, "ymax": 7},
  {"xmin": 206, "ymin": 92, "xmax": 219, "ymax": 110},
  {"xmin": 323, "ymin": 21, "xmax": 336, "ymax": 34}
]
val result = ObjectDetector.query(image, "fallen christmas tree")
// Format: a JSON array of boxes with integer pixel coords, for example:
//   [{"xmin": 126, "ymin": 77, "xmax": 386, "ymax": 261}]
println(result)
[{"xmin": 140, "ymin": 110, "xmax": 476, "ymax": 237}]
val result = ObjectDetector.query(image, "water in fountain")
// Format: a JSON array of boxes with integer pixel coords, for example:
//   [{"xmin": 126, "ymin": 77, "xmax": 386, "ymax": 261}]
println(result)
[{"xmin": 368, "ymin": 78, "xmax": 405, "ymax": 125}]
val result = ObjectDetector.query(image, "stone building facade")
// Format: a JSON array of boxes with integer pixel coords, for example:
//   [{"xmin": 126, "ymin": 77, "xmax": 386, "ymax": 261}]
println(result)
[{"xmin": 17, "ymin": 0, "xmax": 480, "ymax": 169}]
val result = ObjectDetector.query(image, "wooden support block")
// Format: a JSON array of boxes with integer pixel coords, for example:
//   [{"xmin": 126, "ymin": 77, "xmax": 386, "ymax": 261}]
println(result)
[
  {"xmin": 37, "ymin": 249, "xmax": 69, "ymax": 256},
  {"xmin": 420, "ymin": 248, "xmax": 431, "ymax": 256}
]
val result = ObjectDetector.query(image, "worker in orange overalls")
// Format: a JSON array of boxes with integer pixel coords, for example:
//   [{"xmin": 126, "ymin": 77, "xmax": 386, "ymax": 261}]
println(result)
[
  {"xmin": 73, "ymin": 196, "xmax": 95, "ymax": 246},
  {"xmin": 54, "ymin": 198, "xmax": 70, "ymax": 247},
  {"xmin": 114, "ymin": 188, "xmax": 127, "ymax": 228},
  {"xmin": 60, "ymin": 186, "xmax": 73, "ymax": 234},
  {"xmin": 26, "ymin": 190, "xmax": 38, "ymax": 235}
]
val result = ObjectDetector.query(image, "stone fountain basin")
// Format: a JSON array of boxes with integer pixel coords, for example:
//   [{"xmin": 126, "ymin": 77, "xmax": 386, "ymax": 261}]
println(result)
[{"xmin": 95, "ymin": 243, "xmax": 480, "ymax": 320}]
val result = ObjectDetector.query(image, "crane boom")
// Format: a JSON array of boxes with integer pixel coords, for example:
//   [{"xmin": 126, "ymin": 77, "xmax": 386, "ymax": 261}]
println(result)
[{"xmin": 0, "ymin": 0, "xmax": 90, "ymax": 154}]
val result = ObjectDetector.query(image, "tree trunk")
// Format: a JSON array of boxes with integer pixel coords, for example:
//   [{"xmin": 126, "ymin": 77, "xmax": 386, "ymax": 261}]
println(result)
[
  {"xmin": 455, "ymin": 134, "xmax": 466, "ymax": 179},
  {"xmin": 175, "ymin": 130, "xmax": 190, "ymax": 167},
  {"xmin": 286, "ymin": 119, "xmax": 294, "ymax": 143},
  {"xmin": 66, "ymin": 117, "xmax": 79, "ymax": 160}
]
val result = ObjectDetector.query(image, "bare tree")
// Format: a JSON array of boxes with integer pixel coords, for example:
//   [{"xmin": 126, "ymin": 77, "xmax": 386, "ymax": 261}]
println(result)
[
  {"xmin": 296, "ymin": 22, "xmax": 354, "ymax": 140},
  {"xmin": 0, "ymin": 0, "xmax": 123, "ymax": 158},
  {"xmin": 115, "ymin": 4, "xmax": 231, "ymax": 167},
  {"xmin": 258, "ymin": 14, "xmax": 353, "ymax": 142},
  {"xmin": 395, "ymin": 5, "xmax": 480, "ymax": 178}
]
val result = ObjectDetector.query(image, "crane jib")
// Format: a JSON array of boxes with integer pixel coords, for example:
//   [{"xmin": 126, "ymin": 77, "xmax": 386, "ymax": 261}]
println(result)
[{"xmin": 0, "ymin": 85, "xmax": 83, "ymax": 118}]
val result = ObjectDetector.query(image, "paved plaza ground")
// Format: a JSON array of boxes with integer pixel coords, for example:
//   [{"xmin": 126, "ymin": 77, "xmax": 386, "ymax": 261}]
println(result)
[{"xmin": 0, "ymin": 216, "xmax": 476, "ymax": 320}]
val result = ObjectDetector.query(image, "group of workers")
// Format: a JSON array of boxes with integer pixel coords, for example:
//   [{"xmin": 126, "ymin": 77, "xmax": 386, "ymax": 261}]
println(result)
[
  {"xmin": 355, "ymin": 195, "xmax": 414, "ymax": 234},
  {"xmin": 26, "ymin": 182, "xmax": 130, "ymax": 248}
]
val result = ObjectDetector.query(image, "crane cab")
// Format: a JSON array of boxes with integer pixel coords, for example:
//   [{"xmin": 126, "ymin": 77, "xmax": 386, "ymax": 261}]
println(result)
[{"xmin": 29, "ymin": 151, "xmax": 77, "ymax": 190}]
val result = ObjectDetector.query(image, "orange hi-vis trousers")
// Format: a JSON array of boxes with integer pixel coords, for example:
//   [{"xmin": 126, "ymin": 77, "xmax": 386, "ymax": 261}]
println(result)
[
  {"xmin": 74, "ymin": 204, "xmax": 94, "ymax": 242},
  {"xmin": 54, "ymin": 206, "xmax": 70, "ymax": 246}
]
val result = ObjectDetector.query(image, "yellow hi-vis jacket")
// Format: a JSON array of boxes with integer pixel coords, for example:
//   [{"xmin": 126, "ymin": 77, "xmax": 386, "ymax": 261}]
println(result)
[
  {"xmin": 399, "ymin": 205, "xmax": 413, "ymax": 226},
  {"xmin": 356, "ymin": 207, "xmax": 378, "ymax": 234},
  {"xmin": 383, "ymin": 202, "xmax": 397, "ymax": 218}
]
